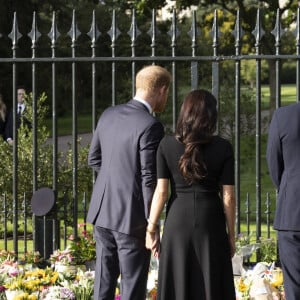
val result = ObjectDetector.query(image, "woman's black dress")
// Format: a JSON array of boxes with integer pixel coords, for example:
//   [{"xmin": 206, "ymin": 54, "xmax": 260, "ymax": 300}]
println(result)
[{"xmin": 156, "ymin": 135, "xmax": 235, "ymax": 300}]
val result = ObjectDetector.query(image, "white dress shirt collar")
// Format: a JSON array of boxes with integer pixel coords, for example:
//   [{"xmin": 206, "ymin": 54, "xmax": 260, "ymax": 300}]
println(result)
[
  {"xmin": 18, "ymin": 103, "xmax": 25, "ymax": 114},
  {"xmin": 133, "ymin": 97, "xmax": 152, "ymax": 114}
]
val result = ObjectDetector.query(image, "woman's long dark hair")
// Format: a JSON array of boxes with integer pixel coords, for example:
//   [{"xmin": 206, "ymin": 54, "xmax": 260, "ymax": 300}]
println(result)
[{"xmin": 175, "ymin": 89, "xmax": 217, "ymax": 184}]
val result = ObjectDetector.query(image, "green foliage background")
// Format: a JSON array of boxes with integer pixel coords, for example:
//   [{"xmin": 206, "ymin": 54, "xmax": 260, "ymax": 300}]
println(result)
[{"xmin": 0, "ymin": 92, "xmax": 93, "ymax": 217}]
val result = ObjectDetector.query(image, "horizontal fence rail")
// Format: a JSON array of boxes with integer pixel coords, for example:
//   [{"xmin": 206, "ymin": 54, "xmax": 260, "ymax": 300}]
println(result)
[{"xmin": 0, "ymin": 7, "xmax": 299, "ymax": 261}]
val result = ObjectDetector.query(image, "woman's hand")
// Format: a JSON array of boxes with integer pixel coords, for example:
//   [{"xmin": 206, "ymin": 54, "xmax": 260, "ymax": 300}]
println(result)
[
  {"xmin": 146, "ymin": 229, "xmax": 160, "ymax": 258},
  {"xmin": 229, "ymin": 235, "xmax": 236, "ymax": 258}
]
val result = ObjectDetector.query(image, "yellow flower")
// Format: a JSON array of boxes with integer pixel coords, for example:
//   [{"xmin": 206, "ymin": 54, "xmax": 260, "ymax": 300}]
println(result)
[
  {"xmin": 15, "ymin": 292, "xmax": 29, "ymax": 300},
  {"xmin": 236, "ymin": 277, "xmax": 249, "ymax": 293},
  {"xmin": 115, "ymin": 287, "xmax": 120, "ymax": 295},
  {"xmin": 271, "ymin": 269, "xmax": 284, "ymax": 287},
  {"xmin": 24, "ymin": 279, "xmax": 40, "ymax": 291},
  {"xmin": 50, "ymin": 271, "xmax": 59, "ymax": 284}
]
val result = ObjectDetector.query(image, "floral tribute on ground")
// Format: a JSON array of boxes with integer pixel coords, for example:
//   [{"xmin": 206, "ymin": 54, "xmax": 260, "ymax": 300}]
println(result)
[
  {"xmin": 234, "ymin": 234, "xmax": 285, "ymax": 300},
  {"xmin": 0, "ymin": 250, "xmax": 95, "ymax": 300},
  {"xmin": 0, "ymin": 224, "xmax": 158, "ymax": 300},
  {"xmin": 0, "ymin": 229, "xmax": 286, "ymax": 300},
  {"xmin": 235, "ymin": 262, "xmax": 284, "ymax": 300}
]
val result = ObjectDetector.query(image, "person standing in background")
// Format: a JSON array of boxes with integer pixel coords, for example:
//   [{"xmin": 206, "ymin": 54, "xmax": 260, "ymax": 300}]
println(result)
[
  {"xmin": 87, "ymin": 65, "xmax": 171, "ymax": 300},
  {"xmin": 267, "ymin": 102, "xmax": 300, "ymax": 300},
  {"xmin": 4, "ymin": 85, "xmax": 31, "ymax": 144},
  {"xmin": 146, "ymin": 89, "xmax": 236, "ymax": 300},
  {"xmin": 0, "ymin": 94, "xmax": 7, "ymax": 140}
]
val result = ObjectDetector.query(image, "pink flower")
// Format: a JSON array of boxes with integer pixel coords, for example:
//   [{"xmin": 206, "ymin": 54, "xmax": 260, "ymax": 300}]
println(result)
[
  {"xmin": 8, "ymin": 266, "xmax": 20, "ymax": 277},
  {"xmin": 0, "ymin": 286, "xmax": 6, "ymax": 292}
]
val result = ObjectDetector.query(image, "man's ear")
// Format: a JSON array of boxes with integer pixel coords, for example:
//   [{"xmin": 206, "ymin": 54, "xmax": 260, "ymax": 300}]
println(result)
[{"xmin": 160, "ymin": 85, "xmax": 169, "ymax": 95}]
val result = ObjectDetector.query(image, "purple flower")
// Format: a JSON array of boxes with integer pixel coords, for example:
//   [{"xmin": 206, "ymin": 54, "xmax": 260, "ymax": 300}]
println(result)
[{"xmin": 60, "ymin": 287, "xmax": 75, "ymax": 299}]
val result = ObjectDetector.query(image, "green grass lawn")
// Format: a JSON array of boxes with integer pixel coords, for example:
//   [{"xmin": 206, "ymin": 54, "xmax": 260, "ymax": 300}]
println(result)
[
  {"xmin": 45, "ymin": 114, "xmax": 93, "ymax": 136},
  {"xmin": 0, "ymin": 218, "xmax": 94, "ymax": 254},
  {"xmin": 2, "ymin": 84, "xmax": 293, "ymax": 256},
  {"xmin": 41, "ymin": 83, "xmax": 293, "ymax": 227},
  {"xmin": 43, "ymin": 84, "xmax": 297, "ymax": 136},
  {"xmin": 262, "ymin": 83, "xmax": 297, "ymax": 107}
]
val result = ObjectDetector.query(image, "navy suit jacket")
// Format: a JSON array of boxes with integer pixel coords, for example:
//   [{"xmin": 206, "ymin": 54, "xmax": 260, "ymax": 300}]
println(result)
[
  {"xmin": 266, "ymin": 102, "xmax": 300, "ymax": 231},
  {"xmin": 4, "ymin": 107, "xmax": 31, "ymax": 140},
  {"xmin": 87, "ymin": 99, "xmax": 164, "ymax": 239}
]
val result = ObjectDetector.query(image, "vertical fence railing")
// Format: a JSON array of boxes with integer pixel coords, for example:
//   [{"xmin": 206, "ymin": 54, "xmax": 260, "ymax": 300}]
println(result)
[
  {"xmin": 212, "ymin": 10, "xmax": 220, "ymax": 135},
  {"xmin": 1, "ymin": 7, "xmax": 300, "ymax": 260},
  {"xmin": 234, "ymin": 10, "xmax": 242, "ymax": 234},
  {"xmin": 129, "ymin": 9, "xmax": 139, "ymax": 98},
  {"xmin": 10, "ymin": 12, "xmax": 20, "ymax": 256},
  {"xmin": 253, "ymin": 9, "xmax": 263, "ymax": 243},
  {"xmin": 190, "ymin": 10, "xmax": 198, "ymax": 91},
  {"xmin": 50, "ymin": 11, "xmax": 59, "ymax": 254},
  {"xmin": 273, "ymin": 9, "xmax": 283, "ymax": 110},
  {"xmin": 109, "ymin": 10, "xmax": 119, "ymax": 107},
  {"xmin": 170, "ymin": 10, "xmax": 178, "ymax": 131},
  {"xmin": 70, "ymin": 10, "xmax": 79, "ymax": 239}
]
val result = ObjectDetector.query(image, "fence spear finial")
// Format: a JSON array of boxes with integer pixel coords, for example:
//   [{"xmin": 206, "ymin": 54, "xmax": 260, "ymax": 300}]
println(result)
[
  {"xmin": 271, "ymin": 8, "xmax": 285, "ymax": 52},
  {"xmin": 29, "ymin": 11, "xmax": 41, "ymax": 51},
  {"xmin": 48, "ymin": 11, "xmax": 60, "ymax": 48},
  {"xmin": 108, "ymin": 9, "xmax": 121, "ymax": 52},
  {"xmin": 8, "ymin": 12, "xmax": 22, "ymax": 51},
  {"xmin": 128, "ymin": 9, "xmax": 141, "ymax": 48},
  {"xmin": 67, "ymin": 9, "xmax": 81, "ymax": 46},
  {"xmin": 252, "ymin": 8, "xmax": 265, "ymax": 48},
  {"xmin": 88, "ymin": 10, "xmax": 101, "ymax": 49}
]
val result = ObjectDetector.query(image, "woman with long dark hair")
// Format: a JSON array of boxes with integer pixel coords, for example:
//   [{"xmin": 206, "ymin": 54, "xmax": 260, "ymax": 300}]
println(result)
[{"xmin": 146, "ymin": 89, "xmax": 236, "ymax": 300}]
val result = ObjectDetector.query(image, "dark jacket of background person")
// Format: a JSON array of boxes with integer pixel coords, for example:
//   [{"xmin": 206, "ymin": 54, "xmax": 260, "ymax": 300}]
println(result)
[
  {"xmin": 267, "ymin": 102, "xmax": 300, "ymax": 230},
  {"xmin": 266, "ymin": 102, "xmax": 300, "ymax": 300},
  {"xmin": 4, "ymin": 87, "xmax": 31, "ymax": 143}
]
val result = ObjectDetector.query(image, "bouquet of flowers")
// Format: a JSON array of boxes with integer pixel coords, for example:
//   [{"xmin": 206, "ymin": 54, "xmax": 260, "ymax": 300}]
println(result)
[
  {"xmin": 49, "ymin": 249, "xmax": 78, "ymax": 266},
  {"xmin": 18, "ymin": 251, "xmax": 44, "ymax": 268},
  {"xmin": 60, "ymin": 269, "xmax": 95, "ymax": 300},
  {"xmin": 40, "ymin": 286, "xmax": 75, "ymax": 300},
  {"xmin": 235, "ymin": 262, "xmax": 285, "ymax": 300},
  {"xmin": 0, "ymin": 250, "xmax": 16, "ymax": 263},
  {"xmin": 68, "ymin": 223, "xmax": 96, "ymax": 264},
  {"xmin": 3, "ymin": 267, "xmax": 59, "ymax": 300}
]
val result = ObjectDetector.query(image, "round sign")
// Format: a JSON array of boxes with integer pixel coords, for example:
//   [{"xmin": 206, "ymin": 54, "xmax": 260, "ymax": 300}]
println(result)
[{"xmin": 31, "ymin": 187, "xmax": 55, "ymax": 216}]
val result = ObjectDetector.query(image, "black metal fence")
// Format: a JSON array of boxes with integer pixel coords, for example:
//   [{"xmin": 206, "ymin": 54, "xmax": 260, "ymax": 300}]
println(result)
[{"xmin": 1, "ymin": 7, "xmax": 299, "ymax": 260}]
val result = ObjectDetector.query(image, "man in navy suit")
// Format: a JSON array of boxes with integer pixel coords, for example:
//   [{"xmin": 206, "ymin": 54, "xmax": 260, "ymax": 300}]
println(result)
[
  {"xmin": 267, "ymin": 102, "xmax": 300, "ymax": 300},
  {"xmin": 4, "ymin": 85, "xmax": 31, "ymax": 144},
  {"xmin": 87, "ymin": 65, "xmax": 171, "ymax": 300}
]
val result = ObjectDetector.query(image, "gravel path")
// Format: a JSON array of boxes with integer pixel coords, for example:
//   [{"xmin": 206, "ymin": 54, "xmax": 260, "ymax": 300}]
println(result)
[
  {"xmin": 48, "ymin": 132, "xmax": 92, "ymax": 152},
  {"xmin": 53, "ymin": 110, "xmax": 270, "ymax": 153}
]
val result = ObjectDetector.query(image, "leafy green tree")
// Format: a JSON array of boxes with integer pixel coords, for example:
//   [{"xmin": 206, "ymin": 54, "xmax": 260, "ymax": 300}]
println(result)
[
  {"xmin": 0, "ymin": 92, "xmax": 92, "ymax": 216},
  {"xmin": 171, "ymin": 0, "xmax": 298, "ymax": 112},
  {"xmin": 241, "ymin": 60, "xmax": 268, "ymax": 89}
]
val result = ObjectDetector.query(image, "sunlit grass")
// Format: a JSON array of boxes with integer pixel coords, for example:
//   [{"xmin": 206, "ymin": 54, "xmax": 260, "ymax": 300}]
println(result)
[{"xmin": 262, "ymin": 84, "xmax": 297, "ymax": 107}]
